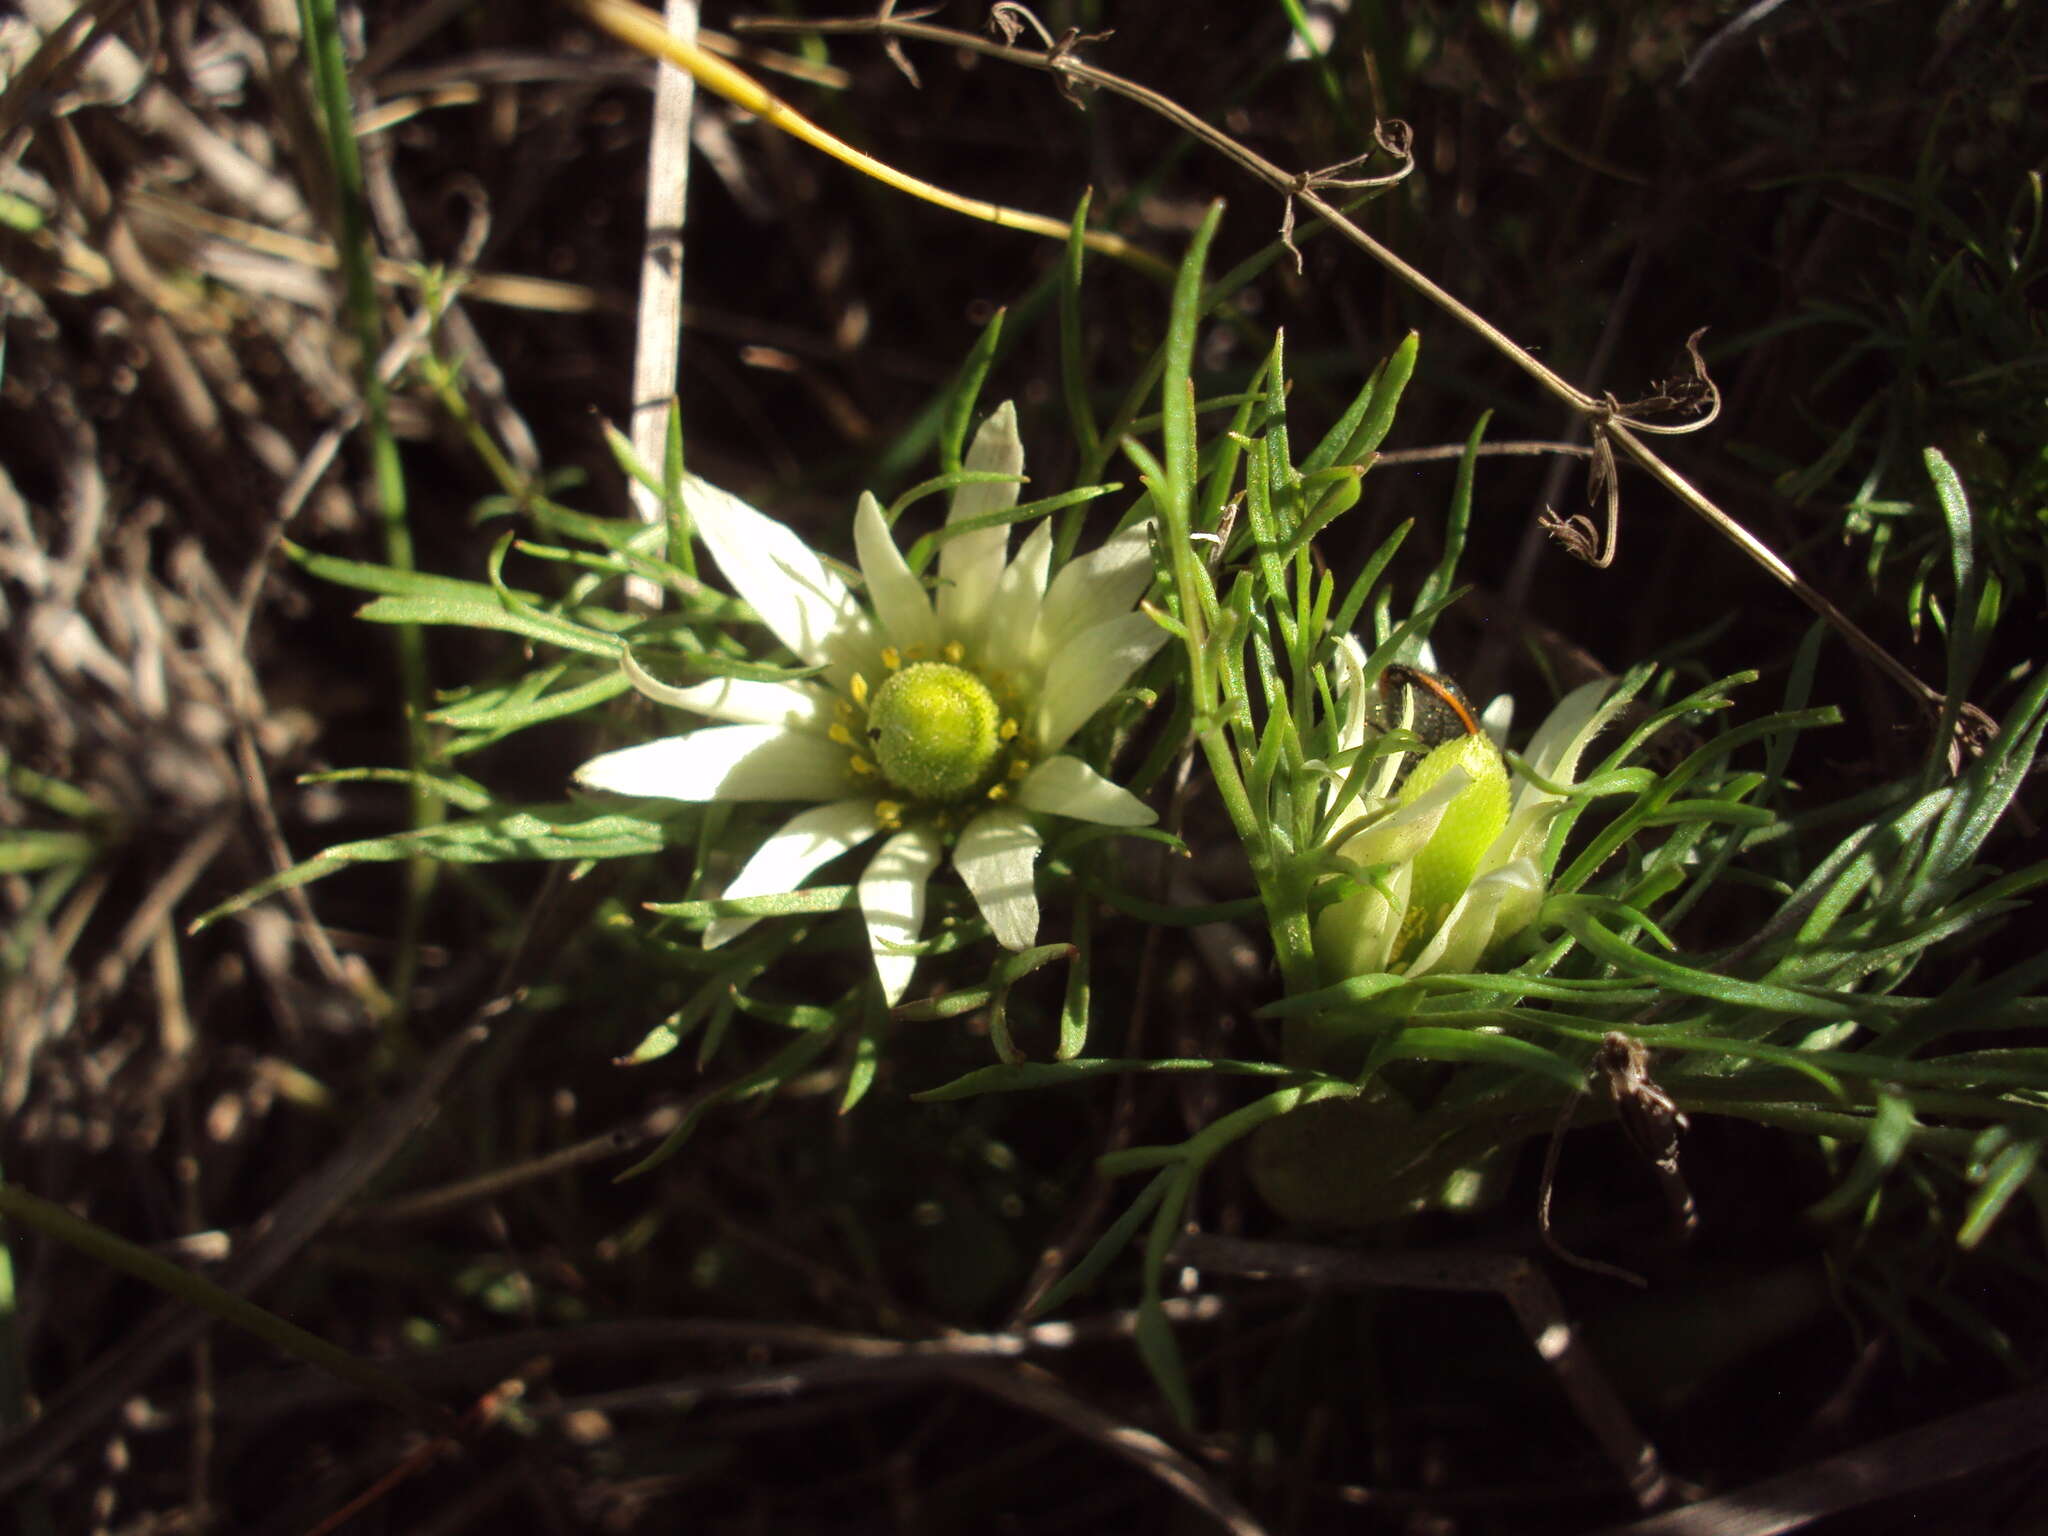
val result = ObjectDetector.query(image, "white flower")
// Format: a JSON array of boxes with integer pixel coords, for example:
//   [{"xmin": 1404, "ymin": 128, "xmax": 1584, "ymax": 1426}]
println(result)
[
  {"xmin": 574, "ymin": 404, "xmax": 1167, "ymax": 1004},
  {"xmin": 1316, "ymin": 636, "xmax": 1631, "ymax": 980}
]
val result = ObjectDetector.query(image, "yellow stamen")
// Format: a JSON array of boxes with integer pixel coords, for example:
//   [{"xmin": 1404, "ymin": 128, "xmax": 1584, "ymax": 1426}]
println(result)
[
  {"xmin": 876, "ymin": 799, "xmax": 903, "ymax": 829},
  {"xmin": 850, "ymin": 756, "xmax": 875, "ymax": 775},
  {"xmin": 849, "ymin": 672, "xmax": 869, "ymax": 706},
  {"xmin": 881, "ymin": 647, "xmax": 902, "ymax": 671},
  {"xmin": 942, "ymin": 640, "xmax": 965, "ymax": 664},
  {"xmin": 828, "ymin": 723, "xmax": 856, "ymax": 748},
  {"xmin": 999, "ymin": 718, "xmax": 1019, "ymax": 741},
  {"xmin": 986, "ymin": 784, "xmax": 1008, "ymax": 801},
  {"xmin": 1393, "ymin": 903, "xmax": 1433, "ymax": 963}
]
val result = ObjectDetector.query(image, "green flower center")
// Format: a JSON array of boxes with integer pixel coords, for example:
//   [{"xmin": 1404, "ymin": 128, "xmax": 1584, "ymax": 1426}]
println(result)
[
  {"xmin": 867, "ymin": 661, "xmax": 1005, "ymax": 803},
  {"xmin": 1393, "ymin": 732, "xmax": 1510, "ymax": 955},
  {"xmin": 1314, "ymin": 730, "xmax": 1511, "ymax": 981}
]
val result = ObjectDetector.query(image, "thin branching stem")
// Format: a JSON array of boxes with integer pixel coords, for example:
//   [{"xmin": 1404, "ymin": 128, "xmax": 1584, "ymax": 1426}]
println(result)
[
  {"xmin": 724, "ymin": 4, "xmax": 1979, "ymax": 739},
  {"xmin": 566, "ymin": 0, "xmax": 1173, "ymax": 279}
]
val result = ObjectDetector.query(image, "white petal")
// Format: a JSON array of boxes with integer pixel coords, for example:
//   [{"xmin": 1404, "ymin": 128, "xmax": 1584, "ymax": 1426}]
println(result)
[
  {"xmin": 575, "ymin": 725, "xmax": 849, "ymax": 802},
  {"xmin": 1330, "ymin": 633, "xmax": 1371, "ymax": 752},
  {"xmin": 1381, "ymin": 672, "xmax": 1422, "ymax": 732},
  {"xmin": 1404, "ymin": 859, "xmax": 1542, "ymax": 977},
  {"xmin": 853, "ymin": 491, "xmax": 937, "ymax": 656},
  {"xmin": 704, "ymin": 798, "xmax": 882, "ymax": 948},
  {"xmin": 1478, "ymin": 692, "xmax": 1515, "ymax": 747},
  {"xmin": 1033, "ymin": 612, "xmax": 1170, "ymax": 754},
  {"xmin": 1317, "ymin": 636, "xmax": 1386, "ymax": 825},
  {"xmin": 954, "ymin": 808, "xmax": 1042, "ymax": 950},
  {"xmin": 1520, "ymin": 680, "xmax": 1622, "ymax": 786},
  {"xmin": 859, "ymin": 825, "xmax": 945, "ymax": 1005},
  {"xmin": 1366, "ymin": 745, "xmax": 1409, "ymax": 803},
  {"xmin": 1493, "ymin": 680, "xmax": 1631, "ymax": 864},
  {"xmin": 682, "ymin": 474, "xmax": 875, "ymax": 676},
  {"xmin": 1335, "ymin": 766, "xmax": 1471, "ymax": 867},
  {"xmin": 1488, "ymin": 796, "xmax": 1571, "ymax": 873},
  {"xmin": 1032, "ymin": 520, "xmax": 1157, "ymax": 670},
  {"xmin": 1483, "ymin": 856, "xmax": 1547, "ymax": 943},
  {"xmin": 1315, "ymin": 861, "xmax": 1412, "ymax": 979},
  {"xmin": 623, "ymin": 648, "xmax": 833, "ymax": 729},
  {"xmin": 937, "ymin": 402, "xmax": 1024, "ymax": 645},
  {"xmin": 981, "ymin": 520, "xmax": 1053, "ymax": 680},
  {"xmin": 1015, "ymin": 755, "xmax": 1156, "ymax": 826}
]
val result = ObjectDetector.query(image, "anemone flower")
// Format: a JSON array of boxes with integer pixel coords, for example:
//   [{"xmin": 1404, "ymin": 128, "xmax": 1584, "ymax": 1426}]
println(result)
[
  {"xmin": 574, "ymin": 404, "xmax": 1166, "ymax": 1004},
  {"xmin": 1315, "ymin": 636, "xmax": 1631, "ymax": 981}
]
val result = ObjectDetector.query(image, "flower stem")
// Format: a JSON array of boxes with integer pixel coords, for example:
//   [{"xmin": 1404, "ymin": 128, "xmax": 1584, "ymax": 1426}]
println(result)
[{"xmin": 298, "ymin": 0, "xmax": 437, "ymax": 1036}]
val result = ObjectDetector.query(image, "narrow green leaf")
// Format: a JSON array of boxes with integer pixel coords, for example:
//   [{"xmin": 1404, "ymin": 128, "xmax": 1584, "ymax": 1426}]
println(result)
[
  {"xmin": 620, "ymin": 1017, "xmax": 684, "ymax": 1066},
  {"xmin": 1301, "ymin": 353, "xmax": 1391, "ymax": 476},
  {"xmin": 1553, "ymin": 899, "xmax": 1864, "ymax": 1019},
  {"xmin": 1412, "ymin": 411, "xmax": 1488, "ymax": 620},
  {"xmin": 300, "ymin": 766, "xmax": 494, "ymax": 814},
  {"xmin": 286, "ymin": 540, "xmax": 514, "ymax": 604},
  {"xmin": 1344, "ymin": 331, "xmax": 1419, "ymax": 464},
  {"xmin": 1330, "ymin": 519, "xmax": 1411, "ymax": 641},
  {"xmin": 191, "ymin": 804, "xmax": 693, "ymax": 930},
  {"xmin": 1058, "ymin": 896, "xmax": 1094, "ymax": 1061},
  {"xmin": 1139, "ymin": 1167, "xmax": 1199, "ymax": 1428},
  {"xmin": 729, "ymin": 988, "xmax": 840, "ymax": 1033},
  {"xmin": 1807, "ymin": 1091, "xmax": 1919, "ymax": 1222},
  {"xmin": 616, "ymin": 1026, "xmax": 838, "ymax": 1180},
  {"xmin": 1058, "ymin": 189, "xmax": 1101, "ymax": 470},
  {"xmin": 3, "ymin": 756, "xmax": 104, "ymax": 821},
  {"xmin": 899, "ymin": 484, "xmax": 1113, "ymax": 573},
  {"xmin": 914, "ymin": 1056, "xmax": 1307, "ymax": 1102},
  {"xmin": 1159, "ymin": 203, "xmax": 1226, "ymax": 545},
  {"xmin": 356, "ymin": 594, "xmax": 623, "ymax": 659},
  {"xmin": 645, "ymin": 885, "xmax": 857, "ymax": 923},
  {"xmin": 939, "ymin": 309, "xmax": 1006, "ymax": 474},
  {"xmin": 1958, "ymin": 1138, "xmax": 2040, "ymax": 1249},
  {"xmin": 1030, "ymin": 1168, "xmax": 1174, "ymax": 1318},
  {"xmin": 1072, "ymin": 880, "xmax": 1263, "ymax": 927},
  {"xmin": 1924, "ymin": 446, "xmax": 1974, "ymax": 612},
  {"xmin": 428, "ymin": 668, "xmax": 631, "ymax": 732},
  {"xmin": 841, "ymin": 998, "xmax": 884, "ymax": 1113},
  {"xmin": 0, "ymin": 830, "xmax": 99, "ymax": 875},
  {"xmin": 1365, "ymin": 1026, "xmax": 1586, "ymax": 1092}
]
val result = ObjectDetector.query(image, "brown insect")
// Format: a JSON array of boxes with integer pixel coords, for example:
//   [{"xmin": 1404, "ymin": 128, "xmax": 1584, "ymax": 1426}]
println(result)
[
  {"xmin": 1540, "ymin": 1032, "xmax": 1698, "ymax": 1287},
  {"xmin": 1374, "ymin": 663, "xmax": 1484, "ymax": 746},
  {"xmin": 1597, "ymin": 1031, "xmax": 1698, "ymax": 1238}
]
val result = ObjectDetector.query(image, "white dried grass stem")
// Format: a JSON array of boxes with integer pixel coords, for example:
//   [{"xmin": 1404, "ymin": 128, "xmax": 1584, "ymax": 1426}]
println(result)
[{"xmin": 626, "ymin": 0, "xmax": 699, "ymax": 609}]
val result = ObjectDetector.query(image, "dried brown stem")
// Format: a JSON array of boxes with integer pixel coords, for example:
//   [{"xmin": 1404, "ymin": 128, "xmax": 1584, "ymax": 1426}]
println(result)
[
  {"xmin": 1171, "ymin": 1232, "xmax": 1671, "ymax": 1510},
  {"xmin": 732, "ymin": 6, "xmax": 1983, "ymax": 745}
]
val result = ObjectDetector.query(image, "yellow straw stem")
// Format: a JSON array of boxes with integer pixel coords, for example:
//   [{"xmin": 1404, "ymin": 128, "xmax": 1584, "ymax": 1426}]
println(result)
[{"xmin": 566, "ymin": 0, "xmax": 1172, "ymax": 281}]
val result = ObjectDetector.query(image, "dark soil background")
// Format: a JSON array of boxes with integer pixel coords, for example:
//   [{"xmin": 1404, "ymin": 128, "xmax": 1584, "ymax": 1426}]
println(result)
[{"xmin": 2, "ymin": 1, "xmax": 2044, "ymax": 1532}]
